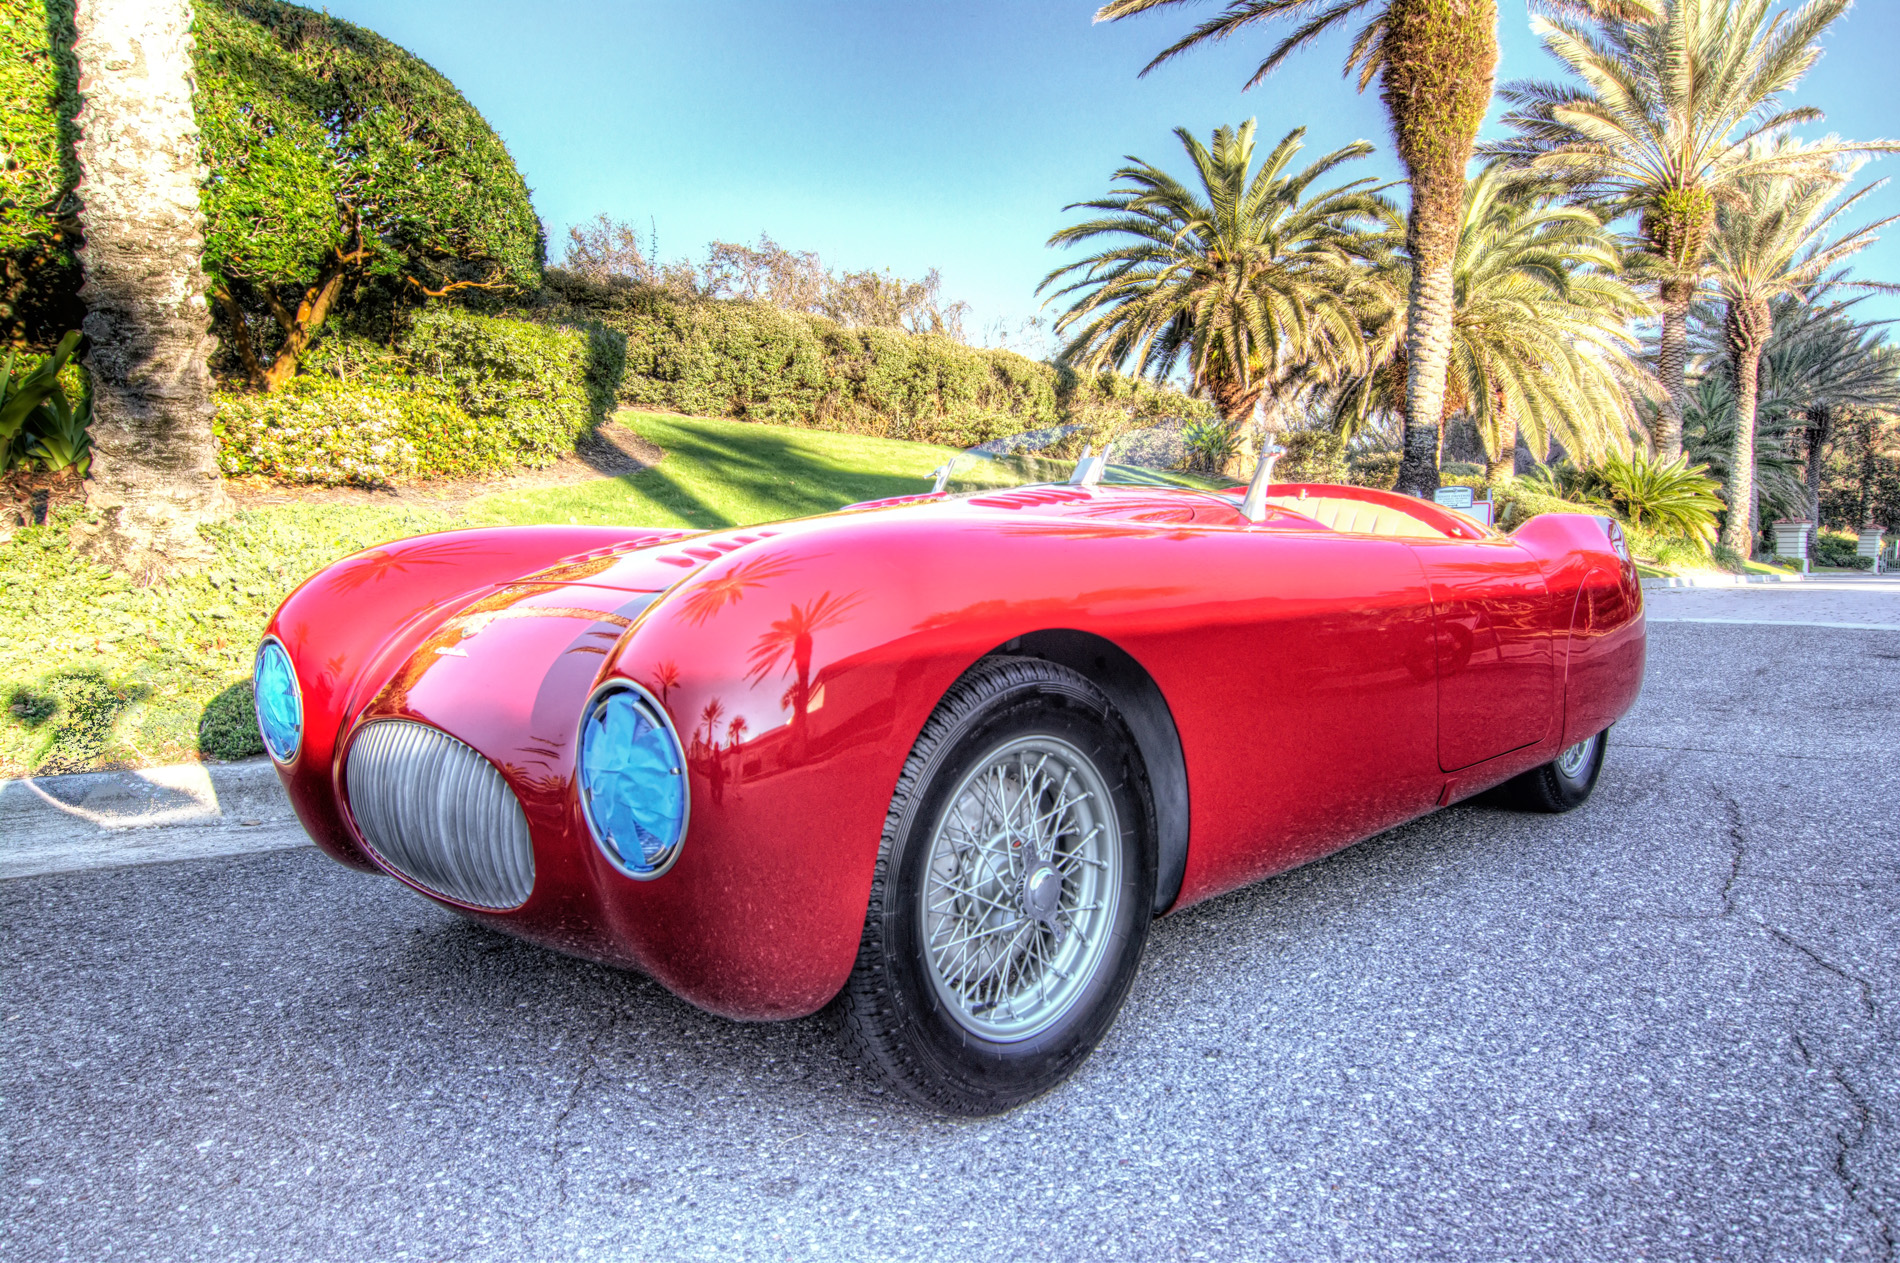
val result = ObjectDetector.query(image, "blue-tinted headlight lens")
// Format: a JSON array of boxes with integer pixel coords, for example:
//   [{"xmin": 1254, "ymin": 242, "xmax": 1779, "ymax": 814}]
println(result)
[
  {"xmin": 253, "ymin": 638, "xmax": 303, "ymax": 763},
  {"xmin": 579, "ymin": 687, "xmax": 688, "ymax": 878}
]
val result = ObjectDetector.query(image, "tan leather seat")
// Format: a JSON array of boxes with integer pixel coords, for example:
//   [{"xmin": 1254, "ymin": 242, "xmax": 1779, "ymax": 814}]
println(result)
[{"xmin": 1263, "ymin": 494, "xmax": 1447, "ymax": 539}]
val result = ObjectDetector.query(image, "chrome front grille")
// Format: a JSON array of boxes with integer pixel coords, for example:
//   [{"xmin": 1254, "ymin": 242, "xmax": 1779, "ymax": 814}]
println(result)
[{"xmin": 345, "ymin": 720, "xmax": 535, "ymax": 910}]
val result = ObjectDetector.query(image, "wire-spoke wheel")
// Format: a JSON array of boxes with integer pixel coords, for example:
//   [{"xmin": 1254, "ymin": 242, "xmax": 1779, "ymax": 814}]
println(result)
[
  {"xmin": 921, "ymin": 736, "xmax": 1122, "ymax": 1043},
  {"xmin": 834, "ymin": 656, "xmax": 1154, "ymax": 1115}
]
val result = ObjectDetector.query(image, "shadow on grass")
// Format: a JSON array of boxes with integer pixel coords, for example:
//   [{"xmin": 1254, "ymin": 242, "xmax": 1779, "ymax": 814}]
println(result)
[
  {"xmin": 6, "ymin": 668, "xmax": 153, "ymax": 776},
  {"xmin": 199, "ymin": 680, "xmax": 265, "ymax": 762},
  {"xmin": 627, "ymin": 418, "xmax": 941, "ymax": 529}
]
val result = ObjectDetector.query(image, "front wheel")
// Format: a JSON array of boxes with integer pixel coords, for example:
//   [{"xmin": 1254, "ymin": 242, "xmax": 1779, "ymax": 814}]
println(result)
[
  {"xmin": 1502, "ymin": 728, "xmax": 1608, "ymax": 813},
  {"xmin": 834, "ymin": 657, "xmax": 1154, "ymax": 1115}
]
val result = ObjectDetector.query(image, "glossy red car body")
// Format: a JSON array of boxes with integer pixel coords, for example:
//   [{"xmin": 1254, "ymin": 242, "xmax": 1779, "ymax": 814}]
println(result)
[{"xmin": 267, "ymin": 482, "xmax": 1644, "ymax": 1020}]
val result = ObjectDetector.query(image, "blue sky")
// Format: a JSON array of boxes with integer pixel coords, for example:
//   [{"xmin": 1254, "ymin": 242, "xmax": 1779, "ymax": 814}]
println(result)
[{"xmin": 325, "ymin": 0, "xmax": 1900, "ymax": 340}]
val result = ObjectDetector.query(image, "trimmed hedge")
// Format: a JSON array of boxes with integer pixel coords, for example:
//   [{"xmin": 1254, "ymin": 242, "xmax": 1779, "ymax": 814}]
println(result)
[
  {"xmin": 534, "ymin": 271, "xmax": 1210, "ymax": 447},
  {"xmin": 216, "ymin": 308, "xmax": 623, "ymax": 485}
]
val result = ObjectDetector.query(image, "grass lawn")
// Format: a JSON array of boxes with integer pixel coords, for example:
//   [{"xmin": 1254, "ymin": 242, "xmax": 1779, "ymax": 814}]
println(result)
[{"xmin": 0, "ymin": 412, "xmax": 953, "ymax": 778}]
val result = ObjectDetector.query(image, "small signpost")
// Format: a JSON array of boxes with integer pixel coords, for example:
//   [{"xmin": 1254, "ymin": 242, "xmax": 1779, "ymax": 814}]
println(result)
[
  {"xmin": 1433, "ymin": 485, "xmax": 1495, "ymax": 527},
  {"xmin": 1771, "ymin": 521, "xmax": 1812, "ymax": 575},
  {"xmin": 1858, "ymin": 525, "xmax": 1886, "ymax": 574}
]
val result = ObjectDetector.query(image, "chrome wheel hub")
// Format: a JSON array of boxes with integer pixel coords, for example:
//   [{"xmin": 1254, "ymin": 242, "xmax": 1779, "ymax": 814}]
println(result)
[
  {"xmin": 920, "ymin": 736, "xmax": 1121, "ymax": 1043},
  {"xmin": 1557, "ymin": 735, "xmax": 1596, "ymax": 778}
]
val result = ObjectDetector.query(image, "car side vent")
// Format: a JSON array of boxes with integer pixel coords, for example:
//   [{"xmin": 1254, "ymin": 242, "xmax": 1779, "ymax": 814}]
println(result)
[{"xmin": 345, "ymin": 720, "xmax": 534, "ymax": 910}]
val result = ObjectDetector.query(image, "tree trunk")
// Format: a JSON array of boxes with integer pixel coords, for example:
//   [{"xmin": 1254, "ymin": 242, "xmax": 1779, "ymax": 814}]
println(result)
[
  {"xmin": 1486, "ymin": 396, "xmax": 1517, "ymax": 485},
  {"xmin": 1382, "ymin": 0, "xmax": 1497, "ymax": 499},
  {"xmin": 1860, "ymin": 414, "xmax": 1878, "ymax": 527},
  {"xmin": 261, "ymin": 262, "xmax": 352, "ymax": 392},
  {"xmin": 1653, "ymin": 280, "xmax": 1695, "ymax": 463},
  {"xmin": 1805, "ymin": 403, "xmax": 1831, "ymax": 532},
  {"xmin": 70, "ymin": 0, "xmax": 227, "ymax": 576},
  {"xmin": 1719, "ymin": 298, "xmax": 1770, "ymax": 557}
]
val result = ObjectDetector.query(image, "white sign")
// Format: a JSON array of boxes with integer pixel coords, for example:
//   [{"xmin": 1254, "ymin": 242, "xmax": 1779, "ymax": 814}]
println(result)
[{"xmin": 1433, "ymin": 486, "xmax": 1475, "ymax": 509}]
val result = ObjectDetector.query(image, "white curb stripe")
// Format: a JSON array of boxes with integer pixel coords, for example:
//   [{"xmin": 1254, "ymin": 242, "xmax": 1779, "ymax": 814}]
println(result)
[{"xmin": 1648, "ymin": 617, "xmax": 1900, "ymax": 631}]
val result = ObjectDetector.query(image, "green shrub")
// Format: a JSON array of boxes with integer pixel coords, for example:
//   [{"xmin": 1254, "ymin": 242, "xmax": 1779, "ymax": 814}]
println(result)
[
  {"xmin": 194, "ymin": 0, "xmax": 543, "ymax": 377},
  {"xmin": 1180, "ymin": 419, "xmax": 1240, "ymax": 474},
  {"xmin": 1588, "ymin": 452, "xmax": 1723, "ymax": 543},
  {"xmin": 198, "ymin": 679, "xmax": 265, "ymax": 760},
  {"xmin": 216, "ymin": 378, "xmax": 422, "ymax": 484},
  {"xmin": 535, "ymin": 272, "xmax": 1209, "ymax": 446},
  {"xmin": 1348, "ymin": 450, "xmax": 1401, "ymax": 490},
  {"xmin": 407, "ymin": 308, "xmax": 620, "ymax": 459},
  {"xmin": 1813, "ymin": 530, "xmax": 1862, "ymax": 568},
  {"xmin": 1276, "ymin": 430, "xmax": 1350, "ymax": 484},
  {"xmin": 216, "ymin": 309, "xmax": 622, "ymax": 484},
  {"xmin": 0, "ymin": 0, "xmax": 83, "ymax": 350}
]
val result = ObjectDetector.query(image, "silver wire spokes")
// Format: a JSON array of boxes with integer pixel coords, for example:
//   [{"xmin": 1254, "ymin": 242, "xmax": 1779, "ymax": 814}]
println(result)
[{"xmin": 919, "ymin": 735, "xmax": 1121, "ymax": 1042}]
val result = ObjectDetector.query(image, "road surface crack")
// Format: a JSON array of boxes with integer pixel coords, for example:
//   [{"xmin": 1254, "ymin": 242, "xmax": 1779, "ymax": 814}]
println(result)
[
  {"xmin": 1779, "ymin": 942, "xmax": 1891, "ymax": 1259},
  {"xmin": 1718, "ymin": 792, "xmax": 1746, "ymax": 918}
]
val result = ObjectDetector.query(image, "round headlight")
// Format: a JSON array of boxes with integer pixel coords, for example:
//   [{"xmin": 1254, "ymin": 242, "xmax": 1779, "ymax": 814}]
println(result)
[
  {"xmin": 578, "ymin": 685, "xmax": 689, "ymax": 879},
  {"xmin": 253, "ymin": 637, "xmax": 303, "ymax": 763}
]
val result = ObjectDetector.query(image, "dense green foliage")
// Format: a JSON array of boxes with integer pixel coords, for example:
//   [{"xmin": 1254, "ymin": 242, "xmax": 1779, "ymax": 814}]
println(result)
[
  {"xmin": 194, "ymin": 0, "xmax": 542, "ymax": 309},
  {"xmin": 0, "ymin": 412, "xmax": 956, "ymax": 774},
  {"xmin": 215, "ymin": 309, "xmax": 621, "ymax": 484},
  {"xmin": 537, "ymin": 271, "xmax": 1209, "ymax": 447},
  {"xmin": 1041, "ymin": 121, "xmax": 1393, "ymax": 422},
  {"xmin": 0, "ymin": 0, "xmax": 80, "ymax": 349}
]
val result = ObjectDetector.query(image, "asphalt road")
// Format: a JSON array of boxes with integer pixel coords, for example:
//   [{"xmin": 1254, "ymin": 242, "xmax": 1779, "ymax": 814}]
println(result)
[{"xmin": 5, "ymin": 586, "xmax": 1897, "ymax": 1262}]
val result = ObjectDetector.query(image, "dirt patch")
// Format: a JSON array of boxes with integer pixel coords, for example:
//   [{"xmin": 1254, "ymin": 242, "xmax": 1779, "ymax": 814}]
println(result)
[
  {"xmin": 225, "ymin": 419, "xmax": 665, "ymax": 513},
  {"xmin": 1, "ymin": 467, "xmax": 86, "ymax": 537}
]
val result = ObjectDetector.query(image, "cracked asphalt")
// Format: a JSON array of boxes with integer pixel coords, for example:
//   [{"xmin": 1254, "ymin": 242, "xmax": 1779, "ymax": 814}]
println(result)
[{"xmin": 5, "ymin": 588, "xmax": 1897, "ymax": 1261}]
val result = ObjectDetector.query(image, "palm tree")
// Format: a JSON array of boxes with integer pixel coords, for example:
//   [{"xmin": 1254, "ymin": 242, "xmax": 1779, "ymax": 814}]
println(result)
[
  {"xmin": 71, "ymin": 0, "xmax": 229, "ymax": 575},
  {"xmin": 1330, "ymin": 165, "xmax": 1652, "ymax": 481},
  {"xmin": 1095, "ymin": 0, "xmax": 1540, "ymax": 495},
  {"xmin": 1041, "ymin": 121, "xmax": 1394, "ymax": 429},
  {"xmin": 1488, "ymin": 0, "xmax": 1894, "ymax": 464},
  {"xmin": 1702, "ymin": 151, "xmax": 1896, "ymax": 555}
]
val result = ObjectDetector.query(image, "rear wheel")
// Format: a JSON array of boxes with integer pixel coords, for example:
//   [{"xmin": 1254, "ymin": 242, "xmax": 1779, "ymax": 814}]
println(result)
[
  {"xmin": 834, "ymin": 657, "xmax": 1154, "ymax": 1115},
  {"xmin": 1503, "ymin": 728, "xmax": 1608, "ymax": 813}
]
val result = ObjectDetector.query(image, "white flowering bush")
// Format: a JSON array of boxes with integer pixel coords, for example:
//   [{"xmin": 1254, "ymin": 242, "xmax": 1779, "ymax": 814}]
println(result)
[
  {"xmin": 214, "ymin": 377, "xmax": 528, "ymax": 486},
  {"xmin": 215, "ymin": 379, "xmax": 420, "ymax": 485}
]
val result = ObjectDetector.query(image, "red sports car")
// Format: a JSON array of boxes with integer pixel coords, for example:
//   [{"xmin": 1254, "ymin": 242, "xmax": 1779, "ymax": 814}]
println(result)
[{"xmin": 255, "ymin": 455, "xmax": 1644, "ymax": 1114}]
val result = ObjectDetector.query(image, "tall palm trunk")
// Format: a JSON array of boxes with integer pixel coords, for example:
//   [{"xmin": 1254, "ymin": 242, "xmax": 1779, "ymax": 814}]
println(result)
[
  {"xmin": 71, "ymin": 0, "xmax": 227, "ymax": 576},
  {"xmin": 1719, "ymin": 297, "xmax": 1772, "ymax": 557},
  {"xmin": 1486, "ymin": 386, "xmax": 1517, "ymax": 484},
  {"xmin": 1804, "ymin": 403, "xmax": 1832, "ymax": 529},
  {"xmin": 1385, "ymin": 0, "xmax": 1498, "ymax": 499},
  {"xmin": 1653, "ymin": 280, "xmax": 1695, "ymax": 461}
]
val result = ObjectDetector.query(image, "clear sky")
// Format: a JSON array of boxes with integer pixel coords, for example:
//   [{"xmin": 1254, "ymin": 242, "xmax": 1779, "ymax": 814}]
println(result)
[{"xmin": 321, "ymin": 0, "xmax": 1900, "ymax": 342}]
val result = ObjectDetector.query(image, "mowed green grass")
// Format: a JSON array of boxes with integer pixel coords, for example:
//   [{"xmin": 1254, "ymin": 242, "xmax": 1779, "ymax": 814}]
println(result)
[
  {"xmin": 0, "ymin": 412, "xmax": 955, "ymax": 777},
  {"xmin": 463, "ymin": 412, "xmax": 954, "ymax": 529}
]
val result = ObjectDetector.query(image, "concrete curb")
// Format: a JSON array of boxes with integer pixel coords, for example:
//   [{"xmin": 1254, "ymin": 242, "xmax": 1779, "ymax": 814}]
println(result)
[
  {"xmin": 0, "ymin": 758, "xmax": 309, "ymax": 880},
  {"xmin": 1641, "ymin": 573, "xmax": 1808, "ymax": 589}
]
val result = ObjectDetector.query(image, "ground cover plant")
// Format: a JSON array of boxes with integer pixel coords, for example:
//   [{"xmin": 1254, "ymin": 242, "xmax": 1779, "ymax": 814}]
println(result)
[{"xmin": 0, "ymin": 413, "xmax": 951, "ymax": 777}]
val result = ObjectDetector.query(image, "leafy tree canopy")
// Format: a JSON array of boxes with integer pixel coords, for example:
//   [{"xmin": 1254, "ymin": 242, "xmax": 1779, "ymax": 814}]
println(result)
[{"xmin": 193, "ymin": 0, "xmax": 542, "ymax": 386}]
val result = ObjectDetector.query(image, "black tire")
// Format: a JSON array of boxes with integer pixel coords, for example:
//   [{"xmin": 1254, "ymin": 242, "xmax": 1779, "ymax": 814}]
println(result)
[
  {"xmin": 1502, "ymin": 727, "xmax": 1608, "ymax": 813},
  {"xmin": 833, "ymin": 656, "xmax": 1155, "ymax": 1115}
]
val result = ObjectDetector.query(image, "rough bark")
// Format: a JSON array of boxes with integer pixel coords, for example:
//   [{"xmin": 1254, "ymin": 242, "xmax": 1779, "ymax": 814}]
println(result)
[
  {"xmin": 260, "ymin": 263, "xmax": 351, "ymax": 392},
  {"xmin": 1804, "ymin": 403, "xmax": 1832, "ymax": 532},
  {"xmin": 70, "ymin": 0, "xmax": 227, "ymax": 576},
  {"xmin": 1397, "ymin": 245, "xmax": 1457, "ymax": 497},
  {"xmin": 1486, "ymin": 392, "xmax": 1518, "ymax": 484},
  {"xmin": 1384, "ymin": 0, "xmax": 1497, "ymax": 499},
  {"xmin": 1859, "ymin": 414, "xmax": 1877, "ymax": 527},
  {"xmin": 1719, "ymin": 297, "xmax": 1771, "ymax": 557},
  {"xmin": 1653, "ymin": 280, "xmax": 1694, "ymax": 462}
]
